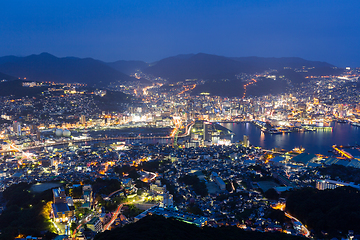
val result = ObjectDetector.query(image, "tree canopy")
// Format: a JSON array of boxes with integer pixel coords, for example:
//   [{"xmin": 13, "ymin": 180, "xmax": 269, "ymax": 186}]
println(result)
[
  {"xmin": 286, "ymin": 187, "xmax": 360, "ymax": 237},
  {"xmin": 94, "ymin": 214, "xmax": 304, "ymax": 240}
]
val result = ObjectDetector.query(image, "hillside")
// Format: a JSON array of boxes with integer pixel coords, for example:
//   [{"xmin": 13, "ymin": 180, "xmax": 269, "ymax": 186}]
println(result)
[
  {"xmin": 231, "ymin": 56, "xmax": 334, "ymax": 70},
  {"xmin": 286, "ymin": 187, "xmax": 360, "ymax": 238},
  {"xmin": 0, "ymin": 182, "xmax": 55, "ymax": 240},
  {"xmin": 0, "ymin": 80, "xmax": 48, "ymax": 97},
  {"xmin": 94, "ymin": 214, "xmax": 303, "ymax": 240},
  {"xmin": 246, "ymin": 77, "xmax": 289, "ymax": 97},
  {"xmin": 107, "ymin": 60, "xmax": 150, "ymax": 75},
  {"xmin": 0, "ymin": 72, "xmax": 16, "ymax": 81},
  {"xmin": 0, "ymin": 53, "xmax": 134, "ymax": 86},
  {"xmin": 191, "ymin": 79, "xmax": 245, "ymax": 98},
  {"xmin": 93, "ymin": 90, "xmax": 135, "ymax": 112},
  {"xmin": 0, "ymin": 52, "xmax": 342, "ymax": 96}
]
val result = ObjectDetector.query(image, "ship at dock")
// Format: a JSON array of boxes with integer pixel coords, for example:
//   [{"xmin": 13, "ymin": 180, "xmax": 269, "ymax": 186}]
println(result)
[{"xmin": 252, "ymin": 120, "xmax": 332, "ymax": 134}]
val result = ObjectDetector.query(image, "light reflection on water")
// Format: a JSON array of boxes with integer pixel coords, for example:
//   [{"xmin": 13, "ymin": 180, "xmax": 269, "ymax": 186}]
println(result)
[{"xmin": 220, "ymin": 122, "xmax": 360, "ymax": 155}]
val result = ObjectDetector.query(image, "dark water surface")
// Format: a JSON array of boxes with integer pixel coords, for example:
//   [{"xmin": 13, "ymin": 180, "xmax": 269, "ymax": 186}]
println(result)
[{"xmin": 220, "ymin": 122, "xmax": 360, "ymax": 155}]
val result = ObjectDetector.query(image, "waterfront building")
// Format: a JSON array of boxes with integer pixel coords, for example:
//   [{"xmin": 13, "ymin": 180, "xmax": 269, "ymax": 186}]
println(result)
[
  {"xmin": 290, "ymin": 153, "xmax": 317, "ymax": 166},
  {"xmin": 243, "ymin": 135, "xmax": 249, "ymax": 147}
]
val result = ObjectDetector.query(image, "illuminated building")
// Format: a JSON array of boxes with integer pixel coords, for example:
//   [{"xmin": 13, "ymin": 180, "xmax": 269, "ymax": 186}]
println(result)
[
  {"xmin": 316, "ymin": 179, "xmax": 360, "ymax": 190},
  {"xmin": 80, "ymin": 115, "xmax": 86, "ymax": 125},
  {"xmin": 82, "ymin": 185, "xmax": 93, "ymax": 209},
  {"xmin": 243, "ymin": 135, "xmax": 249, "ymax": 147},
  {"xmin": 161, "ymin": 191, "xmax": 174, "ymax": 207},
  {"xmin": 87, "ymin": 217, "xmax": 103, "ymax": 232},
  {"xmin": 313, "ymin": 98, "xmax": 319, "ymax": 105},
  {"xmin": 13, "ymin": 121, "xmax": 21, "ymax": 136},
  {"xmin": 203, "ymin": 122, "xmax": 211, "ymax": 142},
  {"xmin": 52, "ymin": 187, "xmax": 74, "ymax": 223},
  {"xmin": 150, "ymin": 184, "xmax": 166, "ymax": 194}
]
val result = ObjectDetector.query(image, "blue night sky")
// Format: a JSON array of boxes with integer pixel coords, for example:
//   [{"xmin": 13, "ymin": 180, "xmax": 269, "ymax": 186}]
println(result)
[{"xmin": 1, "ymin": 0, "xmax": 359, "ymax": 67}]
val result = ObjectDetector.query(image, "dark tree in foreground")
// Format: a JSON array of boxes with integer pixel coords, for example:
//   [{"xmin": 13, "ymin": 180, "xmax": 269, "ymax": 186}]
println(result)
[
  {"xmin": 286, "ymin": 187, "xmax": 360, "ymax": 238},
  {"xmin": 94, "ymin": 215, "xmax": 304, "ymax": 240}
]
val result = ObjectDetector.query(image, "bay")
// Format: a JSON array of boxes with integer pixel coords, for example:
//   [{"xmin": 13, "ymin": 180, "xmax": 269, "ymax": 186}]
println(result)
[{"xmin": 220, "ymin": 122, "xmax": 360, "ymax": 156}]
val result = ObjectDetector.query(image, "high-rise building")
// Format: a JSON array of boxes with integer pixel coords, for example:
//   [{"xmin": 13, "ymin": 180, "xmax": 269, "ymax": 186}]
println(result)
[
  {"xmin": 36, "ymin": 130, "xmax": 41, "ymax": 141},
  {"xmin": 243, "ymin": 135, "xmax": 250, "ymax": 147},
  {"xmin": 203, "ymin": 122, "xmax": 212, "ymax": 142},
  {"xmin": 80, "ymin": 115, "xmax": 86, "ymax": 125},
  {"xmin": 30, "ymin": 124, "xmax": 38, "ymax": 134},
  {"xmin": 13, "ymin": 121, "xmax": 21, "ymax": 136}
]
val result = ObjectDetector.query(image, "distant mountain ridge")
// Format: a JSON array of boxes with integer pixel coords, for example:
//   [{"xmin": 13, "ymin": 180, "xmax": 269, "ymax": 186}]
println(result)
[
  {"xmin": 144, "ymin": 53, "xmax": 338, "ymax": 82},
  {"xmin": 0, "ymin": 52, "xmax": 340, "ymax": 92},
  {"xmin": 0, "ymin": 53, "xmax": 134, "ymax": 86}
]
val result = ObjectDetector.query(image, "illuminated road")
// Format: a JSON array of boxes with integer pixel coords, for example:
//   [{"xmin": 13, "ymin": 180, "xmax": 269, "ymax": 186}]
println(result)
[
  {"xmin": 103, "ymin": 203, "xmax": 124, "ymax": 231},
  {"xmin": 178, "ymin": 84, "xmax": 196, "ymax": 95},
  {"xmin": 142, "ymin": 170, "xmax": 157, "ymax": 182},
  {"xmin": 103, "ymin": 199, "xmax": 144, "ymax": 232},
  {"xmin": 178, "ymin": 122, "xmax": 194, "ymax": 138},
  {"xmin": 107, "ymin": 188, "xmax": 123, "ymax": 198},
  {"xmin": 285, "ymin": 212, "xmax": 310, "ymax": 238},
  {"xmin": 72, "ymin": 214, "xmax": 92, "ymax": 239},
  {"xmin": 72, "ymin": 192, "xmax": 122, "ymax": 238},
  {"xmin": 242, "ymin": 79, "xmax": 257, "ymax": 99}
]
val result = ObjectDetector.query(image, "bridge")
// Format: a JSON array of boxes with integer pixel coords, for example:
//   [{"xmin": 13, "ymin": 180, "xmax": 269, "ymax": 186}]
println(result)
[
  {"xmin": 0, "ymin": 142, "xmax": 37, "ymax": 162},
  {"xmin": 332, "ymin": 145, "xmax": 354, "ymax": 159}
]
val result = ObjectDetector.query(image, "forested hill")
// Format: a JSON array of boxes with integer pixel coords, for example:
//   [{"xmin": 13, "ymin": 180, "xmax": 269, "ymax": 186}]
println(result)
[
  {"xmin": 0, "ymin": 53, "xmax": 134, "ymax": 86},
  {"xmin": 95, "ymin": 214, "xmax": 304, "ymax": 240},
  {"xmin": 0, "ymin": 72, "xmax": 16, "ymax": 81}
]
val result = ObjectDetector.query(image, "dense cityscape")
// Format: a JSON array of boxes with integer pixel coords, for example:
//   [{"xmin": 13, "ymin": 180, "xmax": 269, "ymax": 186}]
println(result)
[{"xmin": 0, "ymin": 64, "xmax": 360, "ymax": 240}]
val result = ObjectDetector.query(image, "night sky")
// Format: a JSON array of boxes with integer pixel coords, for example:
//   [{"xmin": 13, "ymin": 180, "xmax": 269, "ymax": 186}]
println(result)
[{"xmin": 1, "ymin": 0, "xmax": 359, "ymax": 67}]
